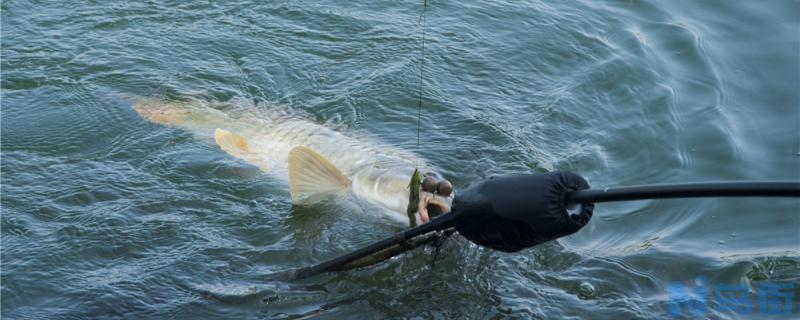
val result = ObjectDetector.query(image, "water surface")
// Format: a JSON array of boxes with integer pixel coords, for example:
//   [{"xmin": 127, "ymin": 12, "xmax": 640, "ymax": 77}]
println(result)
[{"xmin": 2, "ymin": 0, "xmax": 799, "ymax": 318}]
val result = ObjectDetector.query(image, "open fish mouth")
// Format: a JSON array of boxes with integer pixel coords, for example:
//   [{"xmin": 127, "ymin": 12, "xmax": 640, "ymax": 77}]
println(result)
[{"xmin": 417, "ymin": 191, "xmax": 453, "ymax": 224}]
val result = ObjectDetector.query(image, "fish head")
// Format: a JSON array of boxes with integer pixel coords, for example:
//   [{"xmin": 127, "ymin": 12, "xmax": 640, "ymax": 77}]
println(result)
[{"xmin": 416, "ymin": 189, "xmax": 454, "ymax": 225}]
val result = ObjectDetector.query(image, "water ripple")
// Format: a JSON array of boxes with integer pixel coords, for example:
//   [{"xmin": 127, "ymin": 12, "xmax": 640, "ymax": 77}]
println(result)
[{"xmin": 3, "ymin": 0, "xmax": 798, "ymax": 318}]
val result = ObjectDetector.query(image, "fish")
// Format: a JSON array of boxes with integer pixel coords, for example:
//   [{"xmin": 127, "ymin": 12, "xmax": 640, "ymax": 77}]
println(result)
[{"xmin": 133, "ymin": 97, "xmax": 453, "ymax": 226}]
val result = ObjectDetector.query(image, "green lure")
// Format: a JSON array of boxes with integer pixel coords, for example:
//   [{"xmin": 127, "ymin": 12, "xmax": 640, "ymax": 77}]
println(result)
[{"xmin": 406, "ymin": 168, "xmax": 422, "ymax": 227}]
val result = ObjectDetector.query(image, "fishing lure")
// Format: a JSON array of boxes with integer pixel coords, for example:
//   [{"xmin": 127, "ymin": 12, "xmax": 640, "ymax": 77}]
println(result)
[{"xmin": 406, "ymin": 168, "xmax": 422, "ymax": 227}]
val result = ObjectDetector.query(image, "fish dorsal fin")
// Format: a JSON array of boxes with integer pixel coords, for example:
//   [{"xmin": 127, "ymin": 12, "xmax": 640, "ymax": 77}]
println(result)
[
  {"xmin": 215, "ymin": 128, "xmax": 250, "ymax": 156},
  {"xmin": 288, "ymin": 146, "xmax": 351, "ymax": 203}
]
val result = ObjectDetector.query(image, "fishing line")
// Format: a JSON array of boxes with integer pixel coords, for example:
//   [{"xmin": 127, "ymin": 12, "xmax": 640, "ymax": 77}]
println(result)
[{"xmin": 415, "ymin": 0, "xmax": 428, "ymax": 159}]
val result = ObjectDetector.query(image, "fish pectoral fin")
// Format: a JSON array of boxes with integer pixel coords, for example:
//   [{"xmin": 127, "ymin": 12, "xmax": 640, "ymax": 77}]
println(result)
[
  {"xmin": 215, "ymin": 128, "xmax": 251, "ymax": 156},
  {"xmin": 215, "ymin": 128, "xmax": 270, "ymax": 172},
  {"xmin": 288, "ymin": 146, "xmax": 351, "ymax": 203}
]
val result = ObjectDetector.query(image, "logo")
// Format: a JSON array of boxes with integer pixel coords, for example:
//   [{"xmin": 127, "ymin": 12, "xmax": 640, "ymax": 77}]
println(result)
[{"xmin": 668, "ymin": 276, "xmax": 795, "ymax": 317}]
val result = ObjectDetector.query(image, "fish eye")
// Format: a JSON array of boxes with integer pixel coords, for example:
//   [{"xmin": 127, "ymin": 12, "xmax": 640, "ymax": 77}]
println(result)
[
  {"xmin": 436, "ymin": 180, "xmax": 453, "ymax": 196},
  {"xmin": 422, "ymin": 176, "xmax": 438, "ymax": 193}
]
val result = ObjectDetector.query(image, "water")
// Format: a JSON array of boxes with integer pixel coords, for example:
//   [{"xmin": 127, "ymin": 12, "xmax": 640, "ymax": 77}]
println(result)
[{"xmin": 2, "ymin": 0, "xmax": 798, "ymax": 318}]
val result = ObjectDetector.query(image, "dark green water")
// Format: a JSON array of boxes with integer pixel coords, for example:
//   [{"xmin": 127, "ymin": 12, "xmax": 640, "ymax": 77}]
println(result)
[{"xmin": 2, "ymin": 0, "xmax": 799, "ymax": 319}]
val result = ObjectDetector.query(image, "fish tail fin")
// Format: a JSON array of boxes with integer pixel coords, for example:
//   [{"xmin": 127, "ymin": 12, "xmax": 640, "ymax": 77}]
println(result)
[
  {"xmin": 133, "ymin": 99, "xmax": 191, "ymax": 126},
  {"xmin": 288, "ymin": 146, "xmax": 351, "ymax": 203},
  {"xmin": 215, "ymin": 128, "xmax": 250, "ymax": 156}
]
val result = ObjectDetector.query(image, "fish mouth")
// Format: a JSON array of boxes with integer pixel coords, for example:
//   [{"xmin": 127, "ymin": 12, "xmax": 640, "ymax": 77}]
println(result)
[{"xmin": 417, "ymin": 191, "xmax": 453, "ymax": 225}]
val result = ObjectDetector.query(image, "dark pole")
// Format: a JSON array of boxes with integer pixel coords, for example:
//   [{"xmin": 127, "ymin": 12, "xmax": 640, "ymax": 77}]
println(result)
[
  {"xmin": 272, "ymin": 214, "xmax": 457, "ymax": 281},
  {"xmin": 566, "ymin": 181, "xmax": 800, "ymax": 204},
  {"xmin": 271, "ymin": 177, "xmax": 800, "ymax": 281}
]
